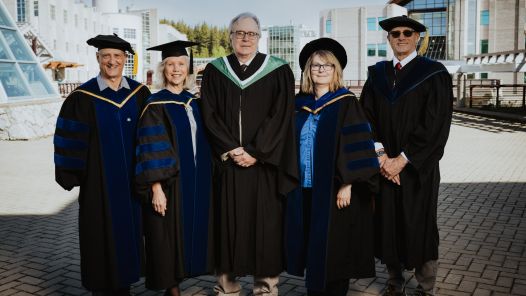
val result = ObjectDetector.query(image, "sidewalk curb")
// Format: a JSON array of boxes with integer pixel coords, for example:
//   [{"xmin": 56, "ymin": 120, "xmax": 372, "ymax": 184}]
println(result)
[{"xmin": 454, "ymin": 106, "xmax": 526, "ymax": 123}]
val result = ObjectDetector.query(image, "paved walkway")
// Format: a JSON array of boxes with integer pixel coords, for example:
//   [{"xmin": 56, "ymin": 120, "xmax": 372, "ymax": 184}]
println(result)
[{"xmin": 0, "ymin": 112, "xmax": 525, "ymax": 295}]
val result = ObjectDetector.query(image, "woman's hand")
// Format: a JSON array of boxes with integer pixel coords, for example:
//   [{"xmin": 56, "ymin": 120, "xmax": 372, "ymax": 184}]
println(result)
[
  {"xmin": 151, "ymin": 182, "xmax": 167, "ymax": 216},
  {"xmin": 336, "ymin": 184, "xmax": 352, "ymax": 209}
]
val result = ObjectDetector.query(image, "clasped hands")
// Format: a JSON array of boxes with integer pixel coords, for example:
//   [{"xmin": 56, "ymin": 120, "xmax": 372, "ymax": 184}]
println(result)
[
  {"xmin": 228, "ymin": 147, "xmax": 257, "ymax": 168},
  {"xmin": 377, "ymin": 151, "xmax": 407, "ymax": 186}
]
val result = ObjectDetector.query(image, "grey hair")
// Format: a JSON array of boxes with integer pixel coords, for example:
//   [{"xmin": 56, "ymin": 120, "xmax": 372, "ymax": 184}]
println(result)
[
  {"xmin": 154, "ymin": 56, "xmax": 195, "ymax": 90},
  {"xmin": 228, "ymin": 12, "xmax": 261, "ymax": 35}
]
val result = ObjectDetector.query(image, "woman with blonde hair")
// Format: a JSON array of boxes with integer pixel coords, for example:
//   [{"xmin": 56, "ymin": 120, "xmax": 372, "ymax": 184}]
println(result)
[
  {"xmin": 285, "ymin": 38, "xmax": 379, "ymax": 295},
  {"xmin": 135, "ymin": 40, "xmax": 213, "ymax": 296}
]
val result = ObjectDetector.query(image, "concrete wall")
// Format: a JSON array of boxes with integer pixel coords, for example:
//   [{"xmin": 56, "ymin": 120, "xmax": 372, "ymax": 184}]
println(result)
[{"xmin": 0, "ymin": 98, "xmax": 62, "ymax": 140}]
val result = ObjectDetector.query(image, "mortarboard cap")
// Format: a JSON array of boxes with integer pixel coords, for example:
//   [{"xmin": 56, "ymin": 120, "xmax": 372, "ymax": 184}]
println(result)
[
  {"xmin": 299, "ymin": 37, "xmax": 347, "ymax": 71},
  {"xmin": 147, "ymin": 40, "xmax": 199, "ymax": 74},
  {"xmin": 87, "ymin": 33, "xmax": 135, "ymax": 54},
  {"xmin": 379, "ymin": 15, "xmax": 426, "ymax": 32}
]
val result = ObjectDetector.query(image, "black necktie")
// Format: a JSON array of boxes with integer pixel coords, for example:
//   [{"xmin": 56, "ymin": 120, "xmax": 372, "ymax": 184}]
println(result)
[{"xmin": 240, "ymin": 64, "xmax": 248, "ymax": 72}]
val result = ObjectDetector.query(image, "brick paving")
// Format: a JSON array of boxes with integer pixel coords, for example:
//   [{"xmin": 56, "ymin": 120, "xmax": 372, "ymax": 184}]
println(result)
[{"xmin": 0, "ymin": 112, "xmax": 525, "ymax": 295}]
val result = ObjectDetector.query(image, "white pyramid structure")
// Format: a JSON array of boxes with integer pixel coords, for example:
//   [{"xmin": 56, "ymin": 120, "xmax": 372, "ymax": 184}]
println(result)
[{"xmin": 0, "ymin": 1, "xmax": 60, "ymax": 139}]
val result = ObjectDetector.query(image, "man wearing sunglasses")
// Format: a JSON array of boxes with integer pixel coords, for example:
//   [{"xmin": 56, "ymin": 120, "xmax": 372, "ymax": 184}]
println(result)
[{"xmin": 360, "ymin": 15, "xmax": 453, "ymax": 296}]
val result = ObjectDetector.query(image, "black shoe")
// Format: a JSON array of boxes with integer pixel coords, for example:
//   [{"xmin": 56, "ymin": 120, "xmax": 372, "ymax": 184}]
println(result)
[{"xmin": 383, "ymin": 285, "xmax": 406, "ymax": 296}]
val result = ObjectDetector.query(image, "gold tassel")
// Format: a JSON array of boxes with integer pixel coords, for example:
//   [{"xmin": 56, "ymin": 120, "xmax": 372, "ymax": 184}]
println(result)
[{"xmin": 418, "ymin": 28, "xmax": 429, "ymax": 56}]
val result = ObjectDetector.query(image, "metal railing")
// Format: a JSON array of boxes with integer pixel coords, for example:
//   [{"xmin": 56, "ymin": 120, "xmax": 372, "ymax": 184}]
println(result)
[
  {"xmin": 468, "ymin": 84, "xmax": 526, "ymax": 110},
  {"xmin": 58, "ymin": 83, "xmax": 82, "ymax": 98}
]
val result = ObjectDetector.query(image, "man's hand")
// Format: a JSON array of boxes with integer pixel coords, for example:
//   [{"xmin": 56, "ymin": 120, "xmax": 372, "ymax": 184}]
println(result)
[
  {"xmin": 336, "ymin": 184, "xmax": 352, "ymax": 209},
  {"xmin": 381, "ymin": 155, "xmax": 407, "ymax": 185},
  {"xmin": 233, "ymin": 150, "xmax": 257, "ymax": 167},
  {"xmin": 228, "ymin": 147, "xmax": 245, "ymax": 158},
  {"xmin": 151, "ymin": 182, "xmax": 167, "ymax": 216},
  {"xmin": 378, "ymin": 153, "xmax": 388, "ymax": 168}
]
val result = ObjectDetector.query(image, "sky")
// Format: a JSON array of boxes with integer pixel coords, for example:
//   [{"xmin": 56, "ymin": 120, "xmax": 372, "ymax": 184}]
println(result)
[{"xmin": 118, "ymin": 0, "xmax": 389, "ymax": 31}]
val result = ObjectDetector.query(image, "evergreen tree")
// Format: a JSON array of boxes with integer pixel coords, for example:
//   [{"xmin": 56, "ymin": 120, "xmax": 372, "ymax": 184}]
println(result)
[{"xmin": 161, "ymin": 19, "xmax": 232, "ymax": 58}]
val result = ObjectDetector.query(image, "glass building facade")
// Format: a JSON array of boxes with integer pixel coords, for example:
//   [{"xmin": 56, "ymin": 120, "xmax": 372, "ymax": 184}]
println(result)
[
  {"xmin": 267, "ymin": 25, "xmax": 315, "ymax": 78},
  {"xmin": 399, "ymin": 0, "xmax": 454, "ymax": 60},
  {"xmin": 0, "ymin": 2, "xmax": 57, "ymax": 101}
]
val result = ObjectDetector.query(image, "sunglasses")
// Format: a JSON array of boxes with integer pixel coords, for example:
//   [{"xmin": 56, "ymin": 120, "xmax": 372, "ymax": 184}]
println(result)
[{"xmin": 388, "ymin": 30, "xmax": 416, "ymax": 38}]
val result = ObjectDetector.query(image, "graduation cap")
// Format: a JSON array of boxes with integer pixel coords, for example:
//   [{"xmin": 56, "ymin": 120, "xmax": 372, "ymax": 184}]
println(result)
[
  {"xmin": 379, "ymin": 15, "xmax": 426, "ymax": 32},
  {"xmin": 379, "ymin": 15, "xmax": 429, "ymax": 56},
  {"xmin": 87, "ymin": 33, "xmax": 134, "ymax": 54},
  {"xmin": 147, "ymin": 40, "xmax": 199, "ymax": 74},
  {"xmin": 299, "ymin": 37, "xmax": 347, "ymax": 71}
]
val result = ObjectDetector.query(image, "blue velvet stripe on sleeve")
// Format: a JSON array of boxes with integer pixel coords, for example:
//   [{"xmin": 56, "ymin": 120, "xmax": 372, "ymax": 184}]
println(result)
[
  {"xmin": 53, "ymin": 135, "xmax": 88, "ymax": 150},
  {"xmin": 135, "ymin": 157, "xmax": 176, "ymax": 175},
  {"xmin": 135, "ymin": 141, "xmax": 170, "ymax": 156},
  {"xmin": 54, "ymin": 153, "xmax": 86, "ymax": 169},
  {"xmin": 137, "ymin": 125, "xmax": 166, "ymax": 138},
  {"xmin": 341, "ymin": 122, "xmax": 372, "ymax": 135},
  {"xmin": 56, "ymin": 117, "xmax": 89, "ymax": 133},
  {"xmin": 344, "ymin": 139, "xmax": 375, "ymax": 153},
  {"xmin": 347, "ymin": 157, "xmax": 379, "ymax": 171}
]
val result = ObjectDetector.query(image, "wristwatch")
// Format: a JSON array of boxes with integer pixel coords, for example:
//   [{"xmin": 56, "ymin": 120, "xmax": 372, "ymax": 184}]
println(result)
[{"xmin": 376, "ymin": 150, "xmax": 386, "ymax": 157}]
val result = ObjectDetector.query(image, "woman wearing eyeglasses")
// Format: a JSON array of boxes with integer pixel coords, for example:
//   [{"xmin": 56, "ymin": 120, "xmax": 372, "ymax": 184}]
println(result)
[{"xmin": 285, "ymin": 38, "xmax": 379, "ymax": 295}]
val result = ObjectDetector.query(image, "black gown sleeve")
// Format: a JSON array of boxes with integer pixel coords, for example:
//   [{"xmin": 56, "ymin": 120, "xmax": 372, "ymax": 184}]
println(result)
[
  {"xmin": 135, "ymin": 103, "xmax": 179, "ymax": 195},
  {"xmin": 243, "ymin": 66, "xmax": 296, "ymax": 166},
  {"xmin": 199, "ymin": 65, "xmax": 241, "ymax": 156},
  {"xmin": 54, "ymin": 93, "xmax": 91, "ymax": 191},
  {"xmin": 336, "ymin": 96, "xmax": 380, "ymax": 193},
  {"xmin": 402, "ymin": 72, "xmax": 453, "ymax": 171},
  {"xmin": 359, "ymin": 77, "xmax": 383, "ymax": 144}
]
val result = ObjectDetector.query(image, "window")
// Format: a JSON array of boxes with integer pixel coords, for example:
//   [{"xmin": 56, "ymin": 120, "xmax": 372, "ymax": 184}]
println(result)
[
  {"xmin": 17, "ymin": 0, "xmax": 26, "ymax": 22},
  {"xmin": 480, "ymin": 39, "xmax": 488, "ymax": 53},
  {"xmin": 378, "ymin": 43, "xmax": 387, "ymax": 57},
  {"xmin": 480, "ymin": 73, "xmax": 488, "ymax": 79},
  {"xmin": 480, "ymin": 10, "xmax": 489, "ymax": 26},
  {"xmin": 367, "ymin": 18, "xmax": 376, "ymax": 31},
  {"xmin": 74, "ymin": 14, "xmax": 78, "ymax": 27},
  {"xmin": 124, "ymin": 44, "xmax": 136, "ymax": 78},
  {"xmin": 63, "ymin": 10, "xmax": 67, "ymax": 24},
  {"xmin": 49, "ymin": 5, "xmax": 55, "ymax": 20},
  {"xmin": 33, "ymin": 0, "xmax": 38, "ymax": 16},
  {"xmin": 0, "ymin": 5, "xmax": 56, "ymax": 101},
  {"xmin": 53, "ymin": 39, "xmax": 56, "ymax": 50},
  {"xmin": 123, "ymin": 28, "xmax": 136, "ymax": 39},
  {"xmin": 325, "ymin": 19, "xmax": 332, "ymax": 33},
  {"xmin": 367, "ymin": 44, "xmax": 376, "ymax": 56}
]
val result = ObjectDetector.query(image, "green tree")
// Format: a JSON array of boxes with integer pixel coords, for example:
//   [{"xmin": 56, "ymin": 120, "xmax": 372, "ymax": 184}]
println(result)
[{"xmin": 161, "ymin": 20, "xmax": 232, "ymax": 58}]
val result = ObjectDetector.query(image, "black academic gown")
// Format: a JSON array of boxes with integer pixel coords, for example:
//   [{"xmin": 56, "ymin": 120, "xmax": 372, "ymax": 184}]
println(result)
[
  {"xmin": 135, "ymin": 89, "xmax": 214, "ymax": 290},
  {"xmin": 285, "ymin": 88, "xmax": 379, "ymax": 292},
  {"xmin": 54, "ymin": 77, "xmax": 151, "ymax": 291},
  {"xmin": 200, "ymin": 53, "xmax": 299, "ymax": 276},
  {"xmin": 360, "ymin": 56, "xmax": 453, "ymax": 270}
]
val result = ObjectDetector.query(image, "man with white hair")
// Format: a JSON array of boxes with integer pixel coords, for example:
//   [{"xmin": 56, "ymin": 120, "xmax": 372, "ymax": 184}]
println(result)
[{"xmin": 200, "ymin": 12, "xmax": 298, "ymax": 296}]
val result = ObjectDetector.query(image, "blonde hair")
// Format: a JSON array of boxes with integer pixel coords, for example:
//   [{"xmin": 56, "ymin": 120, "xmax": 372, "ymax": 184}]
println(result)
[
  {"xmin": 300, "ymin": 50, "xmax": 344, "ymax": 95},
  {"xmin": 154, "ymin": 56, "xmax": 195, "ymax": 90}
]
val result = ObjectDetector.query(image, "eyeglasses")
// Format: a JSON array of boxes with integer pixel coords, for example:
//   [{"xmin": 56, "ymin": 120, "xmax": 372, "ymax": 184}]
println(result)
[
  {"xmin": 310, "ymin": 64, "xmax": 334, "ymax": 72},
  {"xmin": 388, "ymin": 30, "xmax": 416, "ymax": 38},
  {"xmin": 231, "ymin": 30, "xmax": 260, "ymax": 40}
]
